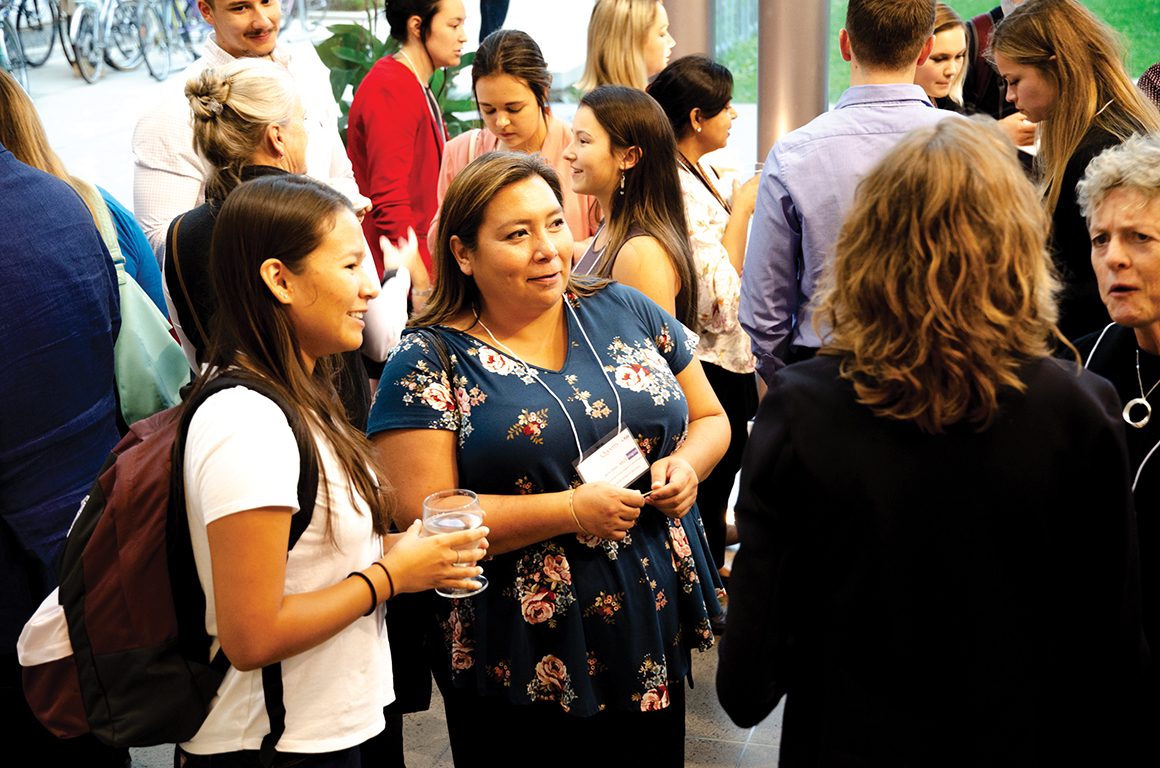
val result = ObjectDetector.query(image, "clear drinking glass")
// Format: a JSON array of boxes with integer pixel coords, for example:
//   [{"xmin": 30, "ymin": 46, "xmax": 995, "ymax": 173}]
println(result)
[{"xmin": 421, "ymin": 489, "xmax": 488, "ymax": 598}]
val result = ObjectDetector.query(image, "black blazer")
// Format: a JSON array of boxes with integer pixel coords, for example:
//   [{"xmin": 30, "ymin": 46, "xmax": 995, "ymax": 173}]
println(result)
[{"xmin": 718, "ymin": 354, "xmax": 1147, "ymax": 766}]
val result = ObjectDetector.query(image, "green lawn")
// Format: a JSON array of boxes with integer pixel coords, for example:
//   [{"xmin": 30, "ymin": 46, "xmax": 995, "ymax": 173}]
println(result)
[{"xmin": 722, "ymin": 1, "xmax": 1160, "ymax": 104}]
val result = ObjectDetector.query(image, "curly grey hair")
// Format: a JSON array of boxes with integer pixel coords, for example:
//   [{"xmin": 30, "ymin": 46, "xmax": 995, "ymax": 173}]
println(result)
[{"xmin": 1076, "ymin": 132, "xmax": 1160, "ymax": 221}]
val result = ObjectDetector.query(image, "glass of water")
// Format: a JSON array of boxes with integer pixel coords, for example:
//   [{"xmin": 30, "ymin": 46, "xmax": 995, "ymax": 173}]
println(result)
[{"xmin": 422, "ymin": 489, "xmax": 488, "ymax": 598}]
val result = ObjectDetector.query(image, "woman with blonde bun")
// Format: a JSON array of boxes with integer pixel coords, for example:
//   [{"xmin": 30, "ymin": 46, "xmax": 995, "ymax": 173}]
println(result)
[{"xmin": 170, "ymin": 59, "xmax": 413, "ymax": 430}]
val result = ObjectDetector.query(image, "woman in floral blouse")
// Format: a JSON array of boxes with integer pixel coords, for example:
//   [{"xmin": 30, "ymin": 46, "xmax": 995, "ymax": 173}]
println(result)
[
  {"xmin": 368, "ymin": 152, "xmax": 728, "ymax": 765},
  {"xmin": 648, "ymin": 56, "xmax": 760, "ymax": 582}
]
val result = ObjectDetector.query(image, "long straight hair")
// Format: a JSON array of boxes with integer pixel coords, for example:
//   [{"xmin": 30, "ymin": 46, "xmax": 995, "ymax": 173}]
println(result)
[
  {"xmin": 190, "ymin": 175, "xmax": 392, "ymax": 536},
  {"xmin": 581, "ymin": 85, "xmax": 697, "ymax": 328},
  {"xmin": 0, "ymin": 69, "xmax": 99, "ymax": 222},
  {"xmin": 577, "ymin": 0, "xmax": 662, "ymax": 91},
  {"xmin": 989, "ymin": 0, "xmax": 1160, "ymax": 218}
]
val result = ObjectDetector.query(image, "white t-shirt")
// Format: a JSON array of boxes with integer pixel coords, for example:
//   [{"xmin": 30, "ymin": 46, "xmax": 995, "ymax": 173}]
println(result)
[{"xmin": 181, "ymin": 386, "xmax": 393, "ymax": 755}]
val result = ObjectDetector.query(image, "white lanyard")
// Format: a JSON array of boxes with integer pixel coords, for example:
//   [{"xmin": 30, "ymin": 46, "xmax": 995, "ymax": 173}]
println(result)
[{"xmin": 476, "ymin": 302, "xmax": 622, "ymax": 463}]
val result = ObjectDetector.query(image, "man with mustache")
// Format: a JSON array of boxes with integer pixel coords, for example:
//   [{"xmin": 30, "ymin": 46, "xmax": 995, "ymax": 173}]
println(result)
[{"xmin": 132, "ymin": 0, "xmax": 357, "ymax": 263}]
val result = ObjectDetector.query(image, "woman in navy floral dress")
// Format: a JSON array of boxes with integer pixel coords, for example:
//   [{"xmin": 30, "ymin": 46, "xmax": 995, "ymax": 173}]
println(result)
[{"xmin": 368, "ymin": 152, "xmax": 728, "ymax": 765}]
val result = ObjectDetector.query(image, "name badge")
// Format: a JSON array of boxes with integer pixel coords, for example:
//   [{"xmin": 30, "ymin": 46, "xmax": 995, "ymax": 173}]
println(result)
[{"xmin": 575, "ymin": 427, "xmax": 650, "ymax": 488}]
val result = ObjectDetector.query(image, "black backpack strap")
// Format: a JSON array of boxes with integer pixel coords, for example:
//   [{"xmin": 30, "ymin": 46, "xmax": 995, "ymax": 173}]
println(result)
[
  {"xmin": 260, "ymin": 664, "xmax": 289, "ymax": 768},
  {"xmin": 171, "ymin": 373, "xmax": 320, "ymax": 766},
  {"xmin": 174, "ymin": 374, "xmax": 319, "ymax": 547}
]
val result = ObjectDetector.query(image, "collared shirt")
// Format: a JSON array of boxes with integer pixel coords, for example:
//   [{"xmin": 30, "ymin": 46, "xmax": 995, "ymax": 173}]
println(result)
[
  {"xmin": 131, "ymin": 33, "xmax": 355, "ymax": 263},
  {"xmin": 740, "ymin": 84, "xmax": 954, "ymax": 382}
]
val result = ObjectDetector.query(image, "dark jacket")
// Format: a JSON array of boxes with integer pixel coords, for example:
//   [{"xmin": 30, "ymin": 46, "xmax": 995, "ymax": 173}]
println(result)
[{"xmin": 718, "ymin": 354, "xmax": 1147, "ymax": 766}]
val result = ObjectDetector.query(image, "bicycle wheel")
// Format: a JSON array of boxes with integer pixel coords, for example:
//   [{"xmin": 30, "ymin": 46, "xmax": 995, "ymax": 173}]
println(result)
[
  {"xmin": 303, "ymin": 0, "xmax": 326, "ymax": 31},
  {"xmin": 105, "ymin": 0, "xmax": 142, "ymax": 70},
  {"xmin": 58, "ymin": 5, "xmax": 77, "ymax": 66},
  {"xmin": 165, "ymin": 0, "xmax": 194, "ymax": 60},
  {"xmin": 16, "ymin": 0, "xmax": 55, "ymax": 68},
  {"xmin": 2, "ymin": 18, "xmax": 29, "ymax": 91},
  {"xmin": 138, "ymin": 0, "xmax": 168, "ymax": 81},
  {"xmin": 71, "ymin": 5, "xmax": 103, "ymax": 83}
]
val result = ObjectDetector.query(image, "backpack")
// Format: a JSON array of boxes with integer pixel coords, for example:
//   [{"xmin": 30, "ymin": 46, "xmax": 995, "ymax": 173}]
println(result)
[{"xmin": 18, "ymin": 374, "xmax": 319, "ymax": 759}]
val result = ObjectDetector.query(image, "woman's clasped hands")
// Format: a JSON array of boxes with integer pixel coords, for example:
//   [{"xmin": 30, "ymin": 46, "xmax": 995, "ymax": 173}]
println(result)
[{"xmin": 571, "ymin": 455, "xmax": 699, "ymax": 538}]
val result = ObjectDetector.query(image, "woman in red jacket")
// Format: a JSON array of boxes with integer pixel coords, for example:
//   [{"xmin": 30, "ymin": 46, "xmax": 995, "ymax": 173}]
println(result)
[{"xmin": 347, "ymin": 0, "xmax": 468, "ymax": 301}]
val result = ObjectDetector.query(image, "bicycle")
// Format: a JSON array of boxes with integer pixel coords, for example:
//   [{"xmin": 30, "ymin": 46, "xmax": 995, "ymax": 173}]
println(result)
[
  {"xmin": 136, "ymin": 0, "xmax": 167, "ymax": 81},
  {"xmin": 282, "ymin": 0, "xmax": 326, "ymax": 33},
  {"xmin": 1, "ymin": 0, "xmax": 28, "ymax": 91},
  {"xmin": 70, "ymin": 0, "xmax": 144, "ymax": 84},
  {"xmin": 139, "ymin": 0, "xmax": 206, "ymax": 81},
  {"xmin": 15, "ymin": 0, "xmax": 57, "ymax": 68}
]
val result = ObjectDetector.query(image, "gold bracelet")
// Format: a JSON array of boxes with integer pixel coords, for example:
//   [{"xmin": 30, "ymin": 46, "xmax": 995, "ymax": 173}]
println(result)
[{"xmin": 569, "ymin": 487, "xmax": 592, "ymax": 536}]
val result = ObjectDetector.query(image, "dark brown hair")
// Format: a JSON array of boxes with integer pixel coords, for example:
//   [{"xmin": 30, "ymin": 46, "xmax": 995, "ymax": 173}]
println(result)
[
  {"xmin": 579, "ymin": 85, "xmax": 697, "ymax": 328},
  {"xmin": 415, "ymin": 152, "xmax": 607, "ymax": 328},
  {"xmin": 384, "ymin": 0, "xmax": 442, "ymax": 44},
  {"xmin": 472, "ymin": 29, "xmax": 552, "ymax": 120},
  {"xmin": 193, "ymin": 175, "xmax": 392, "ymax": 535},
  {"xmin": 846, "ymin": 0, "xmax": 936, "ymax": 71},
  {"xmin": 647, "ymin": 55, "xmax": 734, "ymax": 140}
]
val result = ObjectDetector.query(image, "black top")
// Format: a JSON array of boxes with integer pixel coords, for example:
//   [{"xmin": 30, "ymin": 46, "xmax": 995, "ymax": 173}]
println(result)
[
  {"xmin": 1077, "ymin": 325, "xmax": 1160, "ymax": 659},
  {"xmin": 718, "ymin": 354, "xmax": 1147, "ymax": 766},
  {"xmin": 933, "ymin": 95, "xmax": 963, "ymax": 114},
  {"xmin": 163, "ymin": 166, "xmax": 371, "ymax": 431},
  {"xmin": 1052, "ymin": 126, "xmax": 1128, "ymax": 342}
]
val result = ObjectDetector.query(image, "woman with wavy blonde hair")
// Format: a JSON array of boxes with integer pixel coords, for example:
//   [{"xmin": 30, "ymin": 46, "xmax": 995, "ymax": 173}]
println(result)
[
  {"xmin": 577, "ymin": 0, "xmax": 675, "ymax": 91},
  {"xmin": 718, "ymin": 117, "xmax": 1147, "ymax": 764},
  {"xmin": 816, "ymin": 117, "xmax": 1065, "ymax": 432},
  {"xmin": 989, "ymin": 0, "xmax": 1160, "ymax": 340}
]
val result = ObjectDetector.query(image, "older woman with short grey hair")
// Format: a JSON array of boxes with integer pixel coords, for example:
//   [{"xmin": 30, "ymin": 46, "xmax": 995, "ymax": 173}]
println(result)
[{"xmin": 1075, "ymin": 132, "xmax": 1160, "ymax": 755}]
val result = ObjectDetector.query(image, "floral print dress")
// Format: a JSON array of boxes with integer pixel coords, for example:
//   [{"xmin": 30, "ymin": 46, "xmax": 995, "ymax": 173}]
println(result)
[{"xmin": 368, "ymin": 284, "xmax": 723, "ymax": 717}]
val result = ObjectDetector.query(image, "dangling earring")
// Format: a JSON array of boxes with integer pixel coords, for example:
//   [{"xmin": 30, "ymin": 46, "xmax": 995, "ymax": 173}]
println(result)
[{"xmin": 619, "ymin": 171, "xmax": 626, "ymax": 195}]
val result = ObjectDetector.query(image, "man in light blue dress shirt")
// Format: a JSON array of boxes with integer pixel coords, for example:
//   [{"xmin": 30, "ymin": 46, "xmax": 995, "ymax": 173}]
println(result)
[{"xmin": 741, "ymin": 0, "xmax": 960, "ymax": 382}]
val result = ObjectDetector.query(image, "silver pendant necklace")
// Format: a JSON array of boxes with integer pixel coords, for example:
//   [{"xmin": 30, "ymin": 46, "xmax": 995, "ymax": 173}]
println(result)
[{"xmin": 1124, "ymin": 349, "xmax": 1160, "ymax": 428}]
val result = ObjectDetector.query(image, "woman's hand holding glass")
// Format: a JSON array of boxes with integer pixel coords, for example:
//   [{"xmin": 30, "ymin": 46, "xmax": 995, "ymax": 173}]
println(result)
[
  {"xmin": 381, "ymin": 519, "xmax": 489, "ymax": 596},
  {"xmin": 732, "ymin": 173, "xmax": 761, "ymax": 219}
]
